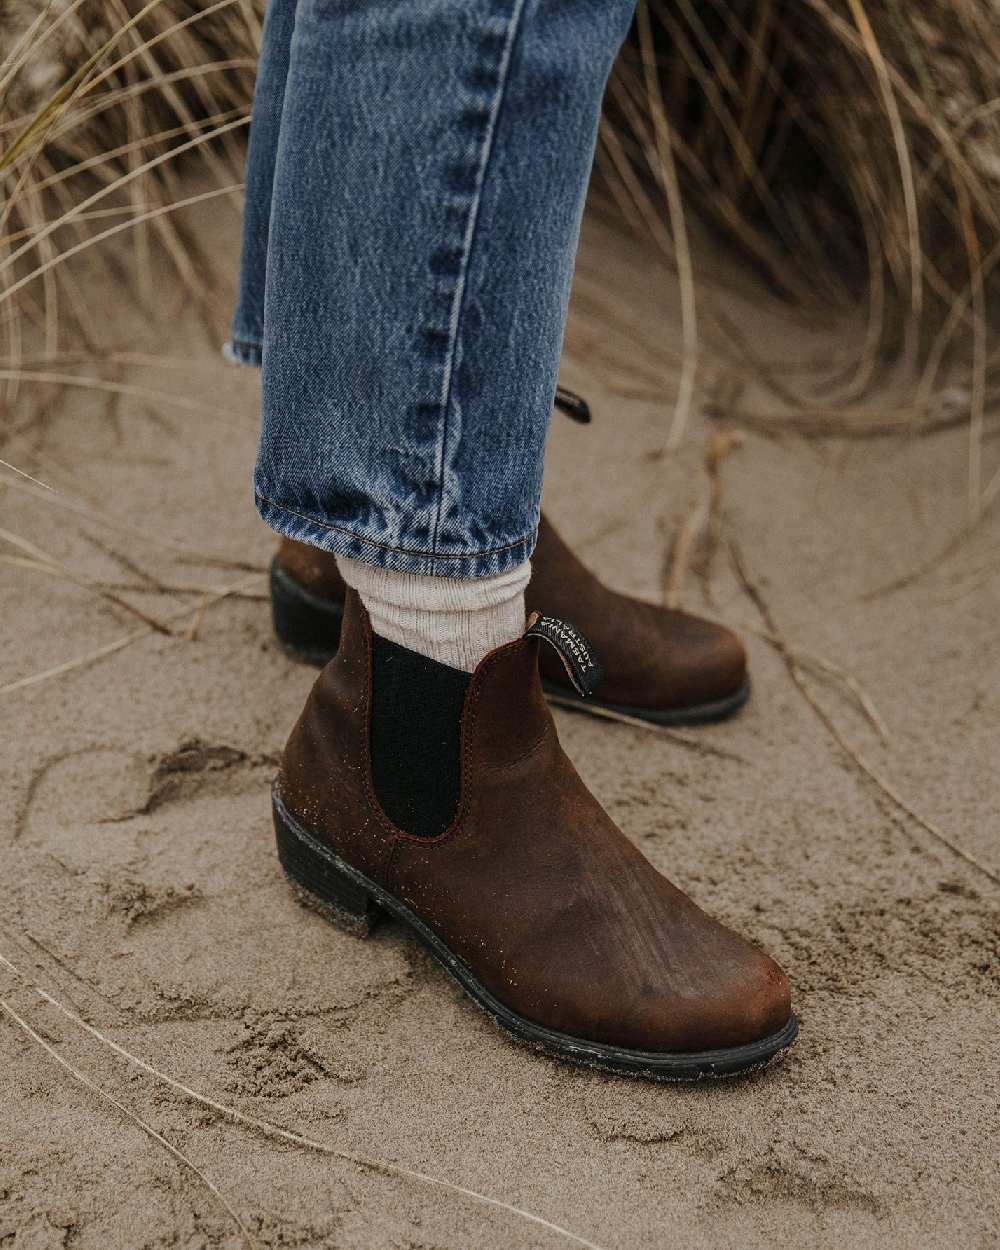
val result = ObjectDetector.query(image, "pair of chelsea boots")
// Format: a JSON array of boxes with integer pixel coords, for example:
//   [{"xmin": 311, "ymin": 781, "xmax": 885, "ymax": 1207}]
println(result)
[{"xmin": 267, "ymin": 509, "xmax": 796, "ymax": 1080}]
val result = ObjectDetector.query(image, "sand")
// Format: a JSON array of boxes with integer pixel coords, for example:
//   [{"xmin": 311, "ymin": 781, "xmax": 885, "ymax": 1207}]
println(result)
[{"xmin": 1, "ymin": 195, "xmax": 998, "ymax": 1250}]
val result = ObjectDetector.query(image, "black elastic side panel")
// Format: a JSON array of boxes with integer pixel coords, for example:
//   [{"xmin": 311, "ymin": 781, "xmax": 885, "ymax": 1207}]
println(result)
[{"xmin": 370, "ymin": 634, "xmax": 470, "ymax": 839}]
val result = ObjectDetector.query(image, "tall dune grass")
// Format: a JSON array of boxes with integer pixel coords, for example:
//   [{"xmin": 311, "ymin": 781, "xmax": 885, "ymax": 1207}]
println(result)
[
  {"xmin": 1, "ymin": 0, "xmax": 259, "ymax": 349},
  {"xmin": 1, "ymin": 0, "xmax": 998, "ymax": 504},
  {"xmin": 600, "ymin": 0, "xmax": 1000, "ymax": 499}
]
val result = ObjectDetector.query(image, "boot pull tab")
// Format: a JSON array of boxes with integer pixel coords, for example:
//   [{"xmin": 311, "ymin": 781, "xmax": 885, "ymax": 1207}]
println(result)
[
  {"xmin": 524, "ymin": 612, "xmax": 604, "ymax": 697},
  {"xmin": 554, "ymin": 386, "xmax": 591, "ymax": 424}
]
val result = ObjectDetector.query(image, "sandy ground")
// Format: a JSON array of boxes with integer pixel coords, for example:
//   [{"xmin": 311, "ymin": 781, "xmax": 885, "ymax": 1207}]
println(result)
[{"xmin": 1, "ymin": 195, "xmax": 998, "ymax": 1250}]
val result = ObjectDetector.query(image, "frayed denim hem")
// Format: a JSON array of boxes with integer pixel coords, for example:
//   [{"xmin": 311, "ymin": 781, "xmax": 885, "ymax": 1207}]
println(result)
[
  {"xmin": 223, "ymin": 337, "xmax": 262, "ymax": 368},
  {"xmin": 256, "ymin": 490, "xmax": 537, "ymax": 579}
]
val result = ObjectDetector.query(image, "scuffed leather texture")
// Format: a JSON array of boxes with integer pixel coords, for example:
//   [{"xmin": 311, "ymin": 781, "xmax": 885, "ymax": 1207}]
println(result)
[
  {"xmin": 277, "ymin": 513, "xmax": 747, "ymax": 712},
  {"xmin": 279, "ymin": 591, "xmax": 790, "ymax": 1055}
]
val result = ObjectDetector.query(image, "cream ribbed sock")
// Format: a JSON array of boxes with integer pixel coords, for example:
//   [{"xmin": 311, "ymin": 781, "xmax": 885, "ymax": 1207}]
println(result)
[{"xmin": 337, "ymin": 557, "xmax": 531, "ymax": 673}]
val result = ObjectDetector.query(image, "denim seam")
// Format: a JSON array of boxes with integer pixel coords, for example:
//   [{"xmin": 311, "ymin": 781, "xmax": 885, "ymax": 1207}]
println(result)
[
  {"xmin": 428, "ymin": 0, "xmax": 528, "ymax": 566},
  {"xmin": 256, "ymin": 489, "xmax": 535, "ymax": 560}
]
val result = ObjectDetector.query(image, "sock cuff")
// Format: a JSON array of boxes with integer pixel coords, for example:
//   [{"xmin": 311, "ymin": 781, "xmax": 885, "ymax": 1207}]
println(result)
[
  {"xmin": 336, "ymin": 557, "xmax": 530, "ymax": 613},
  {"xmin": 336, "ymin": 556, "xmax": 530, "ymax": 672}
]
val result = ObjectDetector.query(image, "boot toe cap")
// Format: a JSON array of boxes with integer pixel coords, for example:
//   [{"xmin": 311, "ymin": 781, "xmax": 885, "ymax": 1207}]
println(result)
[
  {"xmin": 591, "ymin": 603, "xmax": 750, "ymax": 711},
  {"xmin": 625, "ymin": 947, "xmax": 792, "ymax": 1057},
  {"xmin": 672, "ymin": 616, "xmax": 748, "ymax": 705},
  {"xmin": 717, "ymin": 950, "xmax": 793, "ymax": 1050}
]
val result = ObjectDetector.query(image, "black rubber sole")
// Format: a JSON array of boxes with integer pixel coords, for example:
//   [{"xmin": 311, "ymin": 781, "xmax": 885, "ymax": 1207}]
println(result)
[
  {"xmin": 543, "ymin": 675, "xmax": 751, "ymax": 727},
  {"xmin": 273, "ymin": 786, "xmax": 798, "ymax": 1081},
  {"xmin": 271, "ymin": 557, "xmax": 751, "ymax": 726}
]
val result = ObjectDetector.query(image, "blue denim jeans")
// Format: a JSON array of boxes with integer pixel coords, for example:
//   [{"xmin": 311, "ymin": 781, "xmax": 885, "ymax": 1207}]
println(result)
[{"xmin": 230, "ymin": 0, "xmax": 635, "ymax": 576}]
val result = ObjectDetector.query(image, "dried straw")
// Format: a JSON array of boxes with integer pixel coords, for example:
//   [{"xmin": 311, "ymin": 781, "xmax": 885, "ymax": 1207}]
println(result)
[{"xmin": 2, "ymin": 1, "xmax": 997, "ymax": 437}]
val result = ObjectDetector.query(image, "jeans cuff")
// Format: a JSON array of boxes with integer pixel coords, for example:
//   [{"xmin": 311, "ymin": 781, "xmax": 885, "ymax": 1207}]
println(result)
[
  {"xmin": 256, "ymin": 490, "xmax": 537, "ymax": 579},
  {"xmin": 223, "ymin": 337, "xmax": 262, "ymax": 368}
]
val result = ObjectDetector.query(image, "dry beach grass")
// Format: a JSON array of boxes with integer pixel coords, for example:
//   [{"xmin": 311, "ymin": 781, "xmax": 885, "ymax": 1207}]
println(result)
[
  {"xmin": 4, "ymin": 0, "xmax": 1000, "ymax": 446},
  {"xmin": 2, "ymin": 0, "xmax": 1000, "ymax": 549}
]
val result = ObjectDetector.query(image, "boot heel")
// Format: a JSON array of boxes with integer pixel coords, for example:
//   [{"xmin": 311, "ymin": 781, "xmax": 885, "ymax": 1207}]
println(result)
[
  {"xmin": 270, "ymin": 557, "xmax": 343, "ymax": 667},
  {"xmin": 273, "ymin": 794, "xmax": 380, "ymax": 937}
]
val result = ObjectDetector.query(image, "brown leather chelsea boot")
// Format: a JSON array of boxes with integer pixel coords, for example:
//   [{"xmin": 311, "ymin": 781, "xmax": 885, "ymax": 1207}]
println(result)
[
  {"xmin": 273, "ymin": 589, "xmax": 797, "ymax": 1080},
  {"xmin": 270, "ymin": 513, "xmax": 749, "ymax": 726}
]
